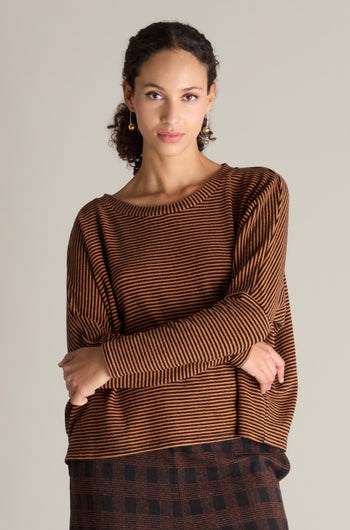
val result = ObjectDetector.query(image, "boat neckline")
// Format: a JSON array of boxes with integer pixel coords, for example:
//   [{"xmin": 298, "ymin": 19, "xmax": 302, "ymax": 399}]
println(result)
[{"xmin": 102, "ymin": 163, "xmax": 235, "ymax": 217}]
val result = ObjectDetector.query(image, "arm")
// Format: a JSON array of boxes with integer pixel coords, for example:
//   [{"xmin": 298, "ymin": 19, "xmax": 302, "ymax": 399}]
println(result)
[
  {"xmin": 60, "ymin": 200, "xmax": 228, "ymax": 401},
  {"xmin": 101, "ymin": 171, "xmax": 289, "ymax": 378}
]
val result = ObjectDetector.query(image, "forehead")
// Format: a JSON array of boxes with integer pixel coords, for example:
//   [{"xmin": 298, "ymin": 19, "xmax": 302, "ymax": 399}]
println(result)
[{"xmin": 136, "ymin": 49, "xmax": 208, "ymax": 86}]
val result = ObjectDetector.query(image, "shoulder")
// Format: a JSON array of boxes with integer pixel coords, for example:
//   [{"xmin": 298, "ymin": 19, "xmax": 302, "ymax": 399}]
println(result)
[
  {"xmin": 71, "ymin": 195, "xmax": 108, "ymax": 226},
  {"xmin": 68, "ymin": 196, "xmax": 108, "ymax": 245},
  {"xmin": 223, "ymin": 164, "xmax": 289, "ymax": 204},
  {"xmin": 225, "ymin": 164, "xmax": 288, "ymax": 190},
  {"xmin": 221, "ymin": 165, "xmax": 289, "ymax": 228}
]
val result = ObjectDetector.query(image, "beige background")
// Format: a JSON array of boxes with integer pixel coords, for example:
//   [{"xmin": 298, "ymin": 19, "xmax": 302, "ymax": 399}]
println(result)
[{"xmin": 1, "ymin": 0, "xmax": 349, "ymax": 528}]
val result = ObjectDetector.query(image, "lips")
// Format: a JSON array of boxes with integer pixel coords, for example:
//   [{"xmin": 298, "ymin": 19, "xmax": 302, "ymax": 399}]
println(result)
[{"xmin": 157, "ymin": 131, "xmax": 184, "ymax": 143}]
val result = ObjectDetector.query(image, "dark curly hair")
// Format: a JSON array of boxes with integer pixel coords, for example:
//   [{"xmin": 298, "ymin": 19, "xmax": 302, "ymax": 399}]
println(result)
[{"xmin": 107, "ymin": 21, "xmax": 219, "ymax": 173}]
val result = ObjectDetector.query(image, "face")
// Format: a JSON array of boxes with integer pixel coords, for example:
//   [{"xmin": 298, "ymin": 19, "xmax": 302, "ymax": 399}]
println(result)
[{"xmin": 123, "ymin": 49, "xmax": 216, "ymax": 158}]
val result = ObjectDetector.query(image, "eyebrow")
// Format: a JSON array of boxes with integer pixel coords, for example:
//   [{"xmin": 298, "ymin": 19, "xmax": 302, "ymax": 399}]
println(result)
[{"xmin": 142, "ymin": 83, "xmax": 203, "ymax": 91}]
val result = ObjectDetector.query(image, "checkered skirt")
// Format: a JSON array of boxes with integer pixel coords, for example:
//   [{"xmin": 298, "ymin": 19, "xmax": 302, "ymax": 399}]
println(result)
[{"xmin": 68, "ymin": 437, "xmax": 290, "ymax": 529}]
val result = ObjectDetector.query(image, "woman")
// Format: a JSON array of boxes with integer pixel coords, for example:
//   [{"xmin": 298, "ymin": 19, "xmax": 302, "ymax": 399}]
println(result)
[{"xmin": 59, "ymin": 21, "xmax": 297, "ymax": 529}]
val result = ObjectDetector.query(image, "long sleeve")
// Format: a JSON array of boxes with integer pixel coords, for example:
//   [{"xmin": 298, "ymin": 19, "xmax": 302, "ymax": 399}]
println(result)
[
  {"xmin": 64, "ymin": 166, "xmax": 297, "ymax": 458},
  {"xmin": 100, "ymin": 170, "xmax": 289, "ymax": 378},
  {"xmin": 66, "ymin": 217, "xmax": 120, "ymax": 353}
]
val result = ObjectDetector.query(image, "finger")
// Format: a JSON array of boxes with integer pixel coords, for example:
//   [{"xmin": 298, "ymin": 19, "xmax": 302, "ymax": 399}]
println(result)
[
  {"xmin": 263, "ymin": 357, "xmax": 278, "ymax": 381},
  {"xmin": 70, "ymin": 392, "xmax": 88, "ymax": 407},
  {"xmin": 261, "ymin": 358, "xmax": 281, "ymax": 392},
  {"xmin": 241, "ymin": 357, "xmax": 271, "ymax": 393},
  {"xmin": 262, "ymin": 346, "xmax": 284, "ymax": 385},
  {"xmin": 270, "ymin": 350, "xmax": 285, "ymax": 383},
  {"xmin": 259, "ymin": 356, "xmax": 277, "ymax": 388},
  {"xmin": 71, "ymin": 398, "xmax": 88, "ymax": 407},
  {"xmin": 276, "ymin": 359, "xmax": 285, "ymax": 383},
  {"xmin": 66, "ymin": 379, "xmax": 76, "ymax": 391},
  {"xmin": 58, "ymin": 352, "xmax": 73, "ymax": 367},
  {"xmin": 255, "ymin": 368, "xmax": 271, "ymax": 394},
  {"xmin": 58, "ymin": 355, "xmax": 68, "ymax": 367}
]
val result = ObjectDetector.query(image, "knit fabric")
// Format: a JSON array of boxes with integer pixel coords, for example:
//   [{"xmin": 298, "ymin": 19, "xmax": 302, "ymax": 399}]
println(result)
[{"xmin": 64, "ymin": 164, "xmax": 297, "ymax": 460}]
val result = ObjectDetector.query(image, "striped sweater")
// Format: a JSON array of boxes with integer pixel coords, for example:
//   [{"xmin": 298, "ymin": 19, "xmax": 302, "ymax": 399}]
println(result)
[{"xmin": 64, "ymin": 163, "xmax": 297, "ymax": 461}]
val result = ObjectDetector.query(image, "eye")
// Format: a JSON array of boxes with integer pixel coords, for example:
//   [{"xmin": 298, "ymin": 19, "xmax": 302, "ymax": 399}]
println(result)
[
  {"xmin": 183, "ymin": 94, "xmax": 198, "ymax": 102},
  {"xmin": 145, "ymin": 91, "xmax": 163, "ymax": 100}
]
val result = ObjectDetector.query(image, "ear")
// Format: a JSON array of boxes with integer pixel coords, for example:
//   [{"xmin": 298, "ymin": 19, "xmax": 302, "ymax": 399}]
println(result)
[
  {"xmin": 123, "ymin": 81, "xmax": 135, "ymax": 111},
  {"xmin": 206, "ymin": 82, "xmax": 217, "ymax": 113}
]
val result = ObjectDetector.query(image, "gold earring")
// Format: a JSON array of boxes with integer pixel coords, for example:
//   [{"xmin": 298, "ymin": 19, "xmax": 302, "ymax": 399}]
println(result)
[
  {"xmin": 128, "ymin": 111, "xmax": 136, "ymax": 131},
  {"xmin": 202, "ymin": 114, "xmax": 210, "ymax": 134}
]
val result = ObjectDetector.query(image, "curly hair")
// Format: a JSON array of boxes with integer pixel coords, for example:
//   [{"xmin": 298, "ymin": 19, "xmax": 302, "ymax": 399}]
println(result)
[{"xmin": 107, "ymin": 21, "xmax": 219, "ymax": 173}]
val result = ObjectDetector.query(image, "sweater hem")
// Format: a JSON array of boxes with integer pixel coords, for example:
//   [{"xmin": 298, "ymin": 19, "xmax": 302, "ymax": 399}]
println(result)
[{"xmin": 64, "ymin": 430, "xmax": 288, "ymax": 463}]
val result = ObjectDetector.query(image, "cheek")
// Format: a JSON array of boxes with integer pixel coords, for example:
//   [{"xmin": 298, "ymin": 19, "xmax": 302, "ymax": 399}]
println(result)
[
  {"xmin": 189, "ymin": 106, "xmax": 207, "ymax": 129},
  {"xmin": 189, "ymin": 99, "xmax": 208, "ymax": 119},
  {"xmin": 135, "ymin": 101, "xmax": 157, "ymax": 124}
]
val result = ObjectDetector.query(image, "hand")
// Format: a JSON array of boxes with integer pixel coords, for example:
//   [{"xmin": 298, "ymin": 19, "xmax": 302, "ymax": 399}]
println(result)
[
  {"xmin": 240, "ymin": 341, "xmax": 284, "ymax": 394},
  {"xmin": 58, "ymin": 345, "xmax": 111, "ymax": 406}
]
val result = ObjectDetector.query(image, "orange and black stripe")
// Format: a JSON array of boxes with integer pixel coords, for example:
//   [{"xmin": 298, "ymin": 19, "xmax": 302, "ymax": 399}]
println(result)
[{"xmin": 64, "ymin": 164, "xmax": 297, "ymax": 461}]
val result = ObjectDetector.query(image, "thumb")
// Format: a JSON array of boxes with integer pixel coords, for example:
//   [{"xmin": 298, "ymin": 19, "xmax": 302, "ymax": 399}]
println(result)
[{"xmin": 58, "ymin": 352, "xmax": 72, "ymax": 367}]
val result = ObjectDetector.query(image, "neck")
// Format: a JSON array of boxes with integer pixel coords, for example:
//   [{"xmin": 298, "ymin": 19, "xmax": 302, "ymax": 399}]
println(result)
[{"xmin": 134, "ymin": 147, "xmax": 221, "ymax": 196}]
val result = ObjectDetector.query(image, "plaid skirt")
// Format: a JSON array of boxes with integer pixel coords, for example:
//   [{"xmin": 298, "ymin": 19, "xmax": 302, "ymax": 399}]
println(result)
[{"xmin": 68, "ymin": 437, "xmax": 290, "ymax": 529}]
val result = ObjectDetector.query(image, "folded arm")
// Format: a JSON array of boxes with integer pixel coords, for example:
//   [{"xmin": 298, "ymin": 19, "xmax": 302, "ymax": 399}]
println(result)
[
  {"xmin": 62, "ymin": 170, "xmax": 289, "ymax": 392},
  {"xmin": 100, "ymin": 172, "xmax": 289, "ymax": 377}
]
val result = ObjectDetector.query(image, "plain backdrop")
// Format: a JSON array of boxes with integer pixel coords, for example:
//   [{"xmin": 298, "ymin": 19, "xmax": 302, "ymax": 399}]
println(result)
[{"xmin": 1, "ymin": 0, "xmax": 349, "ymax": 528}]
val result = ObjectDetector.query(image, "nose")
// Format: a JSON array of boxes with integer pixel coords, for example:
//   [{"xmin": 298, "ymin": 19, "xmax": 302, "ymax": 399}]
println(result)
[{"xmin": 161, "ymin": 100, "xmax": 180, "ymax": 126}]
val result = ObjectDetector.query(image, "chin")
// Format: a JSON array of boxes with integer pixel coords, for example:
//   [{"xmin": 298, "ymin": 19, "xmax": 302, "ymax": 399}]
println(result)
[{"xmin": 157, "ymin": 143, "xmax": 191, "ymax": 158}]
